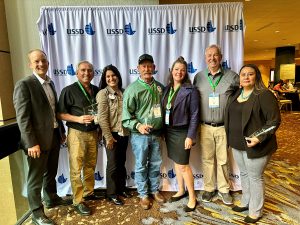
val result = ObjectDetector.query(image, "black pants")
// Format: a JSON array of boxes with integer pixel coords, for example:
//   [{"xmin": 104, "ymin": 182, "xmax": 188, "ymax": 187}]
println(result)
[
  {"xmin": 104, "ymin": 133, "xmax": 129, "ymax": 197},
  {"xmin": 26, "ymin": 129, "xmax": 60, "ymax": 216}
]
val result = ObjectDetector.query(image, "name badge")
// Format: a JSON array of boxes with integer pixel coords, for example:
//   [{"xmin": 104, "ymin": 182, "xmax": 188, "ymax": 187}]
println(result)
[
  {"xmin": 209, "ymin": 93, "xmax": 220, "ymax": 108},
  {"xmin": 165, "ymin": 110, "xmax": 170, "ymax": 125},
  {"xmin": 108, "ymin": 94, "xmax": 116, "ymax": 99},
  {"xmin": 153, "ymin": 104, "xmax": 162, "ymax": 118}
]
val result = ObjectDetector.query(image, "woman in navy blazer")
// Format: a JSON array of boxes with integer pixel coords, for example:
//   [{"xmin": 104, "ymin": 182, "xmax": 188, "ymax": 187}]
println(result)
[
  {"xmin": 161, "ymin": 56, "xmax": 200, "ymax": 212},
  {"xmin": 224, "ymin": 64, "xmax": 281, "ymax": 223}
]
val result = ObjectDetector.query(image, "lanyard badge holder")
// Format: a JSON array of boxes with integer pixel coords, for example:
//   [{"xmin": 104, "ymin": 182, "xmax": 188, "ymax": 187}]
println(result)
[
  {"xmin": 206, "ymin": 69, "xmax": 222, "ymax": 109},
  {"xmin": 209, "ymin": 92, "xmax": 220, "ymax": 108},
  {"xmin": 165, "ymin": 85, "xmax": 180, "ymax": 125}
]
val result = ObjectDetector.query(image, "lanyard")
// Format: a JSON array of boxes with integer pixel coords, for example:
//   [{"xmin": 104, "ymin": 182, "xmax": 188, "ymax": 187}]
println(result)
[
  {"xmin": 138, "ymin": 79, "xmax": 158, "ymax": 103},
  {"xmin": 77, "ymin": 81, "xmax": 94, "ymax": 104},
  {"xmin": 206, "ymin": 68, "xmax": 223, "ymax": 92},
  {"xmin": 166, "ymin": 85, "xmax": 180, "ymax": 110}
]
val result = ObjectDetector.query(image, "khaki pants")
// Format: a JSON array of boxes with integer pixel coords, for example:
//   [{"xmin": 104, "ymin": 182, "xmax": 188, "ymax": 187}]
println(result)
[
  {"xmin": 67, "ymin": 128, "xmax": 98, "ymax": 205},
  {"xmin": 200, "ymin": 124, "xmax": 230, "ymax": 193}
]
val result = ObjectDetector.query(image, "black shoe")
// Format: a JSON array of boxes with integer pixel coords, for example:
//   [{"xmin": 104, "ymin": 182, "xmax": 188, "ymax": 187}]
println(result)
[
  {"xmin": 108, "ymin": 196, "xmax": 124, "ymax": 205},
  {"xmin": 232, "ymin": 205, "xmax": 249, "ymax": 212},
  {"xmin": 83, "ymin": 193, "xmax": 103, "ymax": 201},
  {"xmin": 169, "ymin": 192, "xmax": 188, "ymax": 203},
  {"xmin": 119, "ymin": 191, "xmax": 133, "ymax": 198},
  {"xmin": 44, "ymin": 197, "xmax": 72, "ymax": 209},
  {"xmin": 244, "ymin": 216, "xmax": 261, "ymax": 223},
  {"xmin": 183, "ymin": 201, "xmax": 198, "ymax": 212},
  {"xmin": 32, "ymin": 215, "xmax": 55, "ymax": 225},
  {"xmin": 74, "ymin": 203, "xmax": 91, "ymax": 216}
]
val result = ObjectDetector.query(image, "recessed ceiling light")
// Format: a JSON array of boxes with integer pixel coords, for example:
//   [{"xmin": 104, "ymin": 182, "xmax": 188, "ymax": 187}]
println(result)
[
  {"xmin": 254, "ymin": 40, "xmax": 258, "ymax": 42},
  {"xmin": 245, "ymin": 0, "xmax": 251, "ymax": 1},
  {"xmin": 275, "ymin": 30, "xmax": 280, "ymax": 33}
]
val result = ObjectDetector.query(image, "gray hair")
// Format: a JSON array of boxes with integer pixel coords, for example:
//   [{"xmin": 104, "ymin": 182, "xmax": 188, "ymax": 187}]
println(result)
[
  {"xmin": 205, "ymin": 44, "xmax": 222, "ymax": 56},
  {"xmin": 76, "ymin": 60, "xmax": 94, "ymax": 72}
]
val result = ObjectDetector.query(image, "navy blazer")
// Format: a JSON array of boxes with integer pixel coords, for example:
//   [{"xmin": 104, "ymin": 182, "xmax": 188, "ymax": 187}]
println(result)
[
  {"xmin": 225, "ymin": 88, "xmax": 281, "ymax": 158},
  {"xmin": 13, "ymin": 75, "xmax": 64, "ymax": 151},
  {"xmin": 161, "ymin": 83, "xmax": 200, "ymax": 139}
]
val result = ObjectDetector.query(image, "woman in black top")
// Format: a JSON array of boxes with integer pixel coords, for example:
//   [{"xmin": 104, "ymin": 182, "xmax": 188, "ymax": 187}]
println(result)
[{"xmin": 224, "ymin": 64, "xmax": 281, "ymax": 223}]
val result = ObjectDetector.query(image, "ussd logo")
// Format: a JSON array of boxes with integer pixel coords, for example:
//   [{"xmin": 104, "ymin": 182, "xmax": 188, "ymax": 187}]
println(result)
[
  {"xmin": 224, "ymin": 19, "xmax": 244, "ymax": 32},
  {"xmin": 148, "ymin": 22, "xmax": 177, "ymax": 35},
  {"xmin": 67, "ymin": 23, "xmax": 96, "ymax": 35},
  {"xmin": 106, "ymin": 23, "xmax": 136, "ymax": 35}
]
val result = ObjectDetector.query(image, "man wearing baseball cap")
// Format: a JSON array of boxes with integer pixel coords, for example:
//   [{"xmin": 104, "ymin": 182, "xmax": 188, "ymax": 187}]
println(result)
[{"xmin": 122, "ymin": 54, "xmax": 165, "ymax": 209}]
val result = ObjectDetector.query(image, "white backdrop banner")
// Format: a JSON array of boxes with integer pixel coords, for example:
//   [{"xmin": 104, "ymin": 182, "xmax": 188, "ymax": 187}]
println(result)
[{"xmin": 37, "ymin": 3, "xmax": 244, "ymax": 196}]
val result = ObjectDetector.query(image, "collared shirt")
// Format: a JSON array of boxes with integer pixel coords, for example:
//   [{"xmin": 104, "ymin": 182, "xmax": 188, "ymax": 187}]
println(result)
[
  {"xmin": 34, "ymin": 73, "xmax": 58, "ymax": 128},
  {"xmin": 193, "ymin": 67, "xmax": 239, "ymax": 123},
  {"xmin": 58, "ymin": 82, "xmax": 99, "ymax": 132},
  {"xmin": 122, "ymin": 77, "xmax": 164, "ymax": 133}
]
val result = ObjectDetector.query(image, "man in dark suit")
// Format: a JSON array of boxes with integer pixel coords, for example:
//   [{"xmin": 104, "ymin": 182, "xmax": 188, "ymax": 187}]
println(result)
[{"xmin": 13, "ymin": 49, "xmax": 70, "ymax": 225}]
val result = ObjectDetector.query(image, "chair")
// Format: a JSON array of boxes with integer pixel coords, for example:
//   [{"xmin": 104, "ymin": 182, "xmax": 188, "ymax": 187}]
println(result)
[
  {"xmin": 279, "ymin": 99, "xmax": 292, "ymax": 112},
  {"xmin": 270, "ymin": 89, "xmax": 292, "ymax": 112}
]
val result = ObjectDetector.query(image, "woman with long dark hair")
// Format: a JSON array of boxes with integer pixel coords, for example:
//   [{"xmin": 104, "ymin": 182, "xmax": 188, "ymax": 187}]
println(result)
[
  {"xmin": 96, "ymin": 65, "xmax": 131, "ymax": 205},
  {"xmin": 225, "ymin": 64, "xmax": 281, "ymax": 223}
]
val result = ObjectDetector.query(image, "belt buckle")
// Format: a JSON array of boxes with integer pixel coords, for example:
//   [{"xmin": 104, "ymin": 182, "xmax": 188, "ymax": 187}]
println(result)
[{"xmin": 211, "ymin": 123, "xmax": 217, "ymax": 127}]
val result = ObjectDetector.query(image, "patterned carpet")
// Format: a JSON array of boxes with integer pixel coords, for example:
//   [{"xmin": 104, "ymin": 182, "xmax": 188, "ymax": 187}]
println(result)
[{"xmin": 23, "ymin": 112, "xmax": 300, "ymax": 225}]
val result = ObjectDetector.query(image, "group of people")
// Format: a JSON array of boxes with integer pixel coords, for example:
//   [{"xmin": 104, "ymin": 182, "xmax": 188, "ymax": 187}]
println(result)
[
  {"xmin": 273, "ymin": 79, "xmax": 296, "ymax": 93},
  {"xmin": 13, "ymin": 44, "xmax": 281, "ymax": 225}
]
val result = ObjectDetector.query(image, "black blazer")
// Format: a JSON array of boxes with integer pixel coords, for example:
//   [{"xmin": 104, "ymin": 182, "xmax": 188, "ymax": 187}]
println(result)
[
  {"xmin": 225, "ymin": 88, "xmax": 281, "ymax": 158},
  {"xmin": 13, "ymin": 75, "xmax": 64, "ymax": 151}
]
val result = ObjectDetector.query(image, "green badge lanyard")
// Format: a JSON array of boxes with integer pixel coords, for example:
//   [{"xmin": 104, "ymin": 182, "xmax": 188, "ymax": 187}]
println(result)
[
  {"xmin": 166, "ymin": 85, "xmax": 180, "ymax": 110},
  {"xmin": 77, "ymin": 81, "xmax": 94, "ymax": 105},
  {"xmin": 206, "ymin": 68, "xmax": 223, "ymax": 92},
  {"xmin": 138, "ymin": 79, "xmax": 158, "ymax": 104}
]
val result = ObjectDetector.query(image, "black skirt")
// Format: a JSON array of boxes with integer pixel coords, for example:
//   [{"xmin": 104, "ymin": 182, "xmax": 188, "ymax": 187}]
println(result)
[{"xmin": 165, "ymin": 126, "xmax": 190, "ymax": 165}]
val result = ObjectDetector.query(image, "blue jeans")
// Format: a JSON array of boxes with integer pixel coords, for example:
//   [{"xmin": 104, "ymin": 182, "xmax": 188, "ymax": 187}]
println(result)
[{"xmin": 130, "ymin": 133, "xmax": 162, "ymax": 198}]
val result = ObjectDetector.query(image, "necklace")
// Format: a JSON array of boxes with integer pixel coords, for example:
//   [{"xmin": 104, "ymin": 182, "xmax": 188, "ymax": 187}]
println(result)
[{"xmin": 240, "ymin": 89, "xmax": 253, "ymax": 99}]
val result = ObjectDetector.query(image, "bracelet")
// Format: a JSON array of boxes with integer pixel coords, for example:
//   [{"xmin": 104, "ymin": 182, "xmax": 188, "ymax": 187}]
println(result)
[{"xmin": 136, "ymin": 122, "xmax": 142, "ymax": 130}]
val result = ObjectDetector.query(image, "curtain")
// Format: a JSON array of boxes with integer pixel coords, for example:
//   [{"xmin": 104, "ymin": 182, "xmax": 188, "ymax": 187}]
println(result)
[{"xmin": 38, "ymin": 3, "xmax": 244, "ymax": 195}]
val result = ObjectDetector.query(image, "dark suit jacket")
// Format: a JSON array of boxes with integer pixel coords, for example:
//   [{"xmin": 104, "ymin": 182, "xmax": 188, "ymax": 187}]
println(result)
[
  {"xmin": 225, "ymin": 88, "xmax": 281, "ymax": 158},
  {"xmin": 13, "ymin": 74, "xmax": 64, "ymax": 151},
  {"xmin": 161, "ymin": 83, "xmax": 200, "ymax": 140}
]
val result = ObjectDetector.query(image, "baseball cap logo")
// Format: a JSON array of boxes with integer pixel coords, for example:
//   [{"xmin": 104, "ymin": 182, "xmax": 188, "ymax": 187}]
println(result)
[{"xmin": 138, "ymin": 54, "xmax": 154, "ymax": 64}]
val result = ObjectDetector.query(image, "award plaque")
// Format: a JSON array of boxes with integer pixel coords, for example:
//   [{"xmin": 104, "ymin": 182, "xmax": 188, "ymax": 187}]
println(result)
[{"xmin": 83, "ymin": 103, "xmax": 98, "ymax": 116}]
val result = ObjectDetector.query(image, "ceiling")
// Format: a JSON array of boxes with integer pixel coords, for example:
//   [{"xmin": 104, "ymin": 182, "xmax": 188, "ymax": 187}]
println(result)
[{"xmin": 159, "ymin": 0, "xmax": 300, "ymax": 61}]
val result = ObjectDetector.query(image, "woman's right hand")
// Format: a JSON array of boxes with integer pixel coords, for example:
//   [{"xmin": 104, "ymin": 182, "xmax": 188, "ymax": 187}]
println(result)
[{"xmin": 245, "ymin": 136, "xmax": 260, "ymax": 147}]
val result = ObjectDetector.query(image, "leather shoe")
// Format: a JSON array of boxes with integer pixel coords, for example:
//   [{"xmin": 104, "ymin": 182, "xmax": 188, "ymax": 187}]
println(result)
[
  {"xmin": 232, "ymin": 205, "xmax": 249, "ymax": 212},
  {"xmin": 44, "ymin": 197, "xmax": 72, "ymax": 209},
  {"xmin": 74, "ymin": 203, "xmax": 91, "ymax": 216},
  {"xmin": 183, "ymin": 201, "xmax": 198, "ymax": 212},
  {"xmin": 83, "ymin": 193, "xmax": 103, "ymax": 201},
  {"xmin": 153, "ymin": 192, "xmax": 166, "ymax": 203},
  {"xmin": 140, "ymin": 196, "xmax": 151, "ymax": 210},
  {"xmin": 32, "ymin": 215, "xmax": 55, "ymax": 225},
  {"xmin": 244, "ymin": 215, "xmax": 261, "ymax": 223},
  {"xmin": 108, "ymin": 196, "xmax": 124, "ymax": 205},
  {"xmin": 119, "ymin": 191, "xmax": 133, "ymax": 198},
  {"xmin": 169, "ymin": 192, "xmax": 188, "ymax": 203}
]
